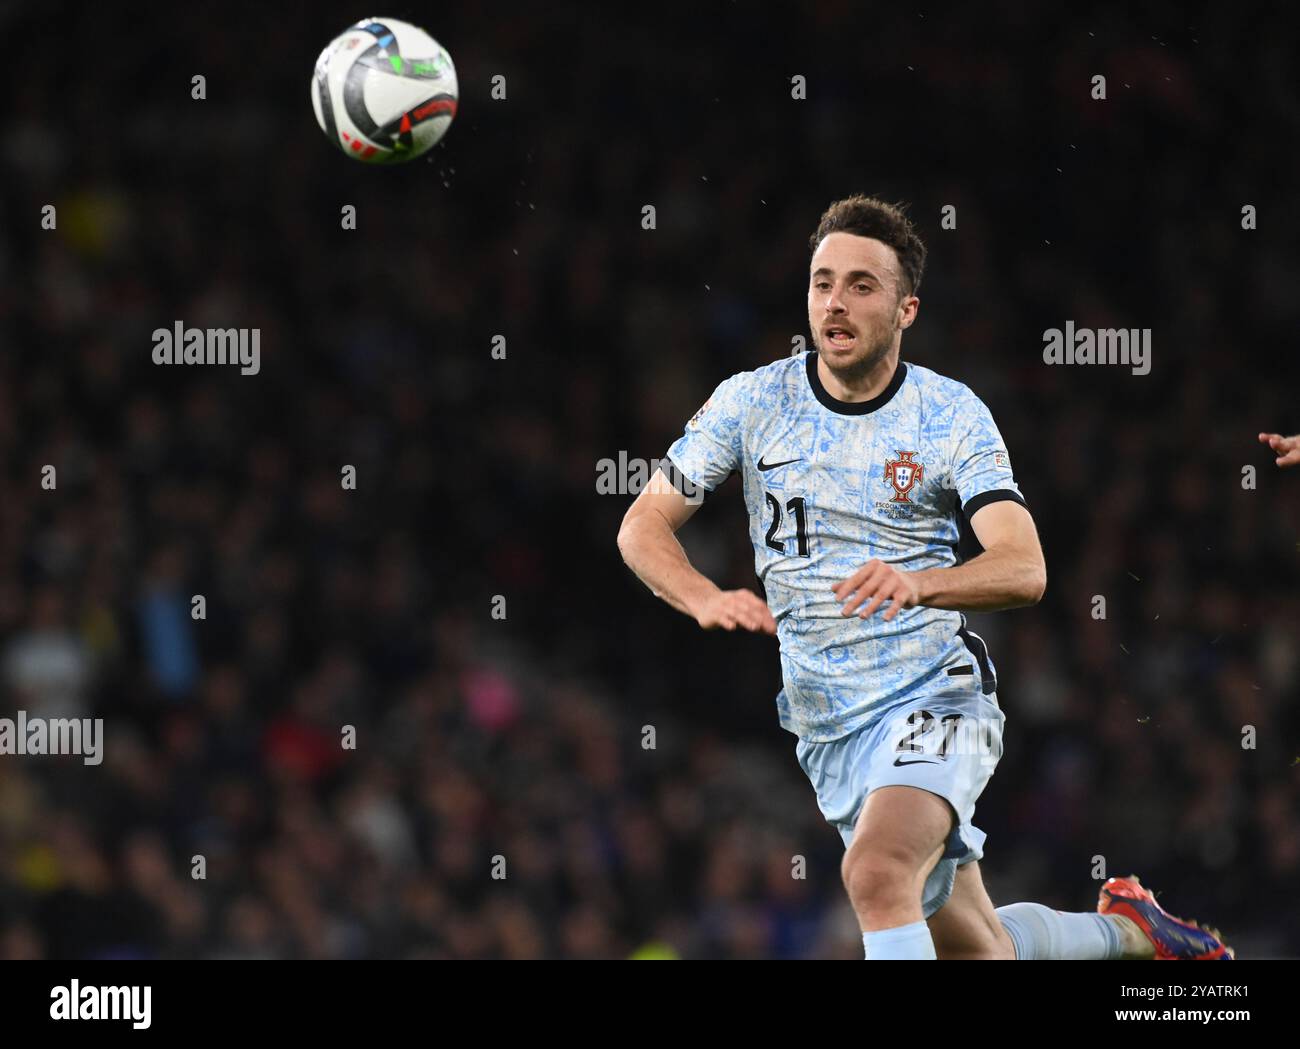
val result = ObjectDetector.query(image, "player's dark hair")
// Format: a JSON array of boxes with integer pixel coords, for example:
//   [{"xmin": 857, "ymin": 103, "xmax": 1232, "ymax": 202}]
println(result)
[{"xmin": 809, "ymin": 195, "xmax": 927, "ymax": 299}]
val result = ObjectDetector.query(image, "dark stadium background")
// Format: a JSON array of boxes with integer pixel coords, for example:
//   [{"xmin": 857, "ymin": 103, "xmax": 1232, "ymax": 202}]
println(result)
[{"xmin": 1, "ymin": 2, "xmax": 1297, "ymax": 959}]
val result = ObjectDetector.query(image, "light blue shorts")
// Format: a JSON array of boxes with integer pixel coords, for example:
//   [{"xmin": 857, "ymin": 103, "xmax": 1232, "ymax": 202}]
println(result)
[{"xmin": 795, "ymin": 673, "xmax": 1005, "ymax": 918}]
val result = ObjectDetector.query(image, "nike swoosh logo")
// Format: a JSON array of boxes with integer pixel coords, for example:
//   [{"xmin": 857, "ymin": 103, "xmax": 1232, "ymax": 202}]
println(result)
[
  {"xmin": 757, "ymin": 456, "xmax": 803, "ymax": 472},
  {"xmin": 893, "ymin": 755, "xmax": 944, "ymax": 767}
]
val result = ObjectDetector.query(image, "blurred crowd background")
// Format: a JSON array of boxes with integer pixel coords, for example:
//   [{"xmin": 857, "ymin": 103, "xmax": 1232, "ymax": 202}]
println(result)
[{"xmin": 1, "ymin": 2, "xmax": 1297, "ymax": 959}]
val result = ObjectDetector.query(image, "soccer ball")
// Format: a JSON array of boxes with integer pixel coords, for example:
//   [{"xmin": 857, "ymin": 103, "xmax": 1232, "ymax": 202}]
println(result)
[{"xmin": 311, "ymin": 17, "xmax": 458, "ymax": 163}]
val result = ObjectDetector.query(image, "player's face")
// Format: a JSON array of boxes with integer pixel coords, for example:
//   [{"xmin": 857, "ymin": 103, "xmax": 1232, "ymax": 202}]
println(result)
[{"xmin": 808, "ymin": 233, "xmax": 917, "ymax": 379}]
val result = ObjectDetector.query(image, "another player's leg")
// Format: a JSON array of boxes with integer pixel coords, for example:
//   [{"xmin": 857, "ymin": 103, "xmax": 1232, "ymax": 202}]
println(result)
[{"xmin": 840, "ymin": 784, "xmax": 952, "ymax": 959}]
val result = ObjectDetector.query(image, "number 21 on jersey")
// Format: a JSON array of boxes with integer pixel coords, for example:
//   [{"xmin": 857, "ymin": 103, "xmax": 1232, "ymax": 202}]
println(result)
[{"xmin": 764, "ymin": 492, "xmax": 809, "ymax": 556}]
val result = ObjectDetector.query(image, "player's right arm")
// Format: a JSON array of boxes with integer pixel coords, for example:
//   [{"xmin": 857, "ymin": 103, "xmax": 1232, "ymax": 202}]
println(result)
[{"xmin": 617, "ymin": 472, "xmax": 776, "ymax": 634}]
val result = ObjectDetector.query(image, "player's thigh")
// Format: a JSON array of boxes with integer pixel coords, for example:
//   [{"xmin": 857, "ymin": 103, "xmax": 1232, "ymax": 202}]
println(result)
[
  {"xmin": 846, "ymin": 784, "xmax": 954, "ymax": 876},
  {"xmin": 927, "ymin": 860, "xmax": 1014, "ymax": 959}
]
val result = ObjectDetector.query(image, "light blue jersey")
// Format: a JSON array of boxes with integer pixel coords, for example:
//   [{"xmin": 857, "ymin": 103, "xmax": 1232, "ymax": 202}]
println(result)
[{"xmin": 665, "ymin": 350, "xmax": 1027, "ymax": 742}]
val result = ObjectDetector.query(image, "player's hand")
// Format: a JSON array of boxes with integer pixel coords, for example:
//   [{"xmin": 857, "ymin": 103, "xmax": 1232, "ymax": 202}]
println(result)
[
  {"xmin": 1258, "ymin": 432, "xmax": 1300, "ymax": 469},
  {"xmin": 693, "ymin": 589, "xmax": 777, "ymax": 634},
  {"xmin": 834, "ymin": 560, "xmax": 921, "ymax": 622}
]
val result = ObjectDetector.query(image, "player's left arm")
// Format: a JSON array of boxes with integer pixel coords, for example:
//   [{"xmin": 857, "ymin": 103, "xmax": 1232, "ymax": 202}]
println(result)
[
  {"xmin": 911, "ymin": 500, "xmax": 1046, "ymax": 612},
  {"xmin": 834, "ymin": 500, "xmax": 1045, "ymax": 620},
  {"xmin": 836, "ymin": 389, "xmax": 1045, "ymax": 621}
]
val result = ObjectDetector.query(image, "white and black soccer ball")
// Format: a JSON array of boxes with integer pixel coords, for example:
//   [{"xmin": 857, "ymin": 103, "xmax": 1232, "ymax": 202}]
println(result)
[{"xmin": 311, "ymin": 17, "xmax": 458, "ymax": 163}]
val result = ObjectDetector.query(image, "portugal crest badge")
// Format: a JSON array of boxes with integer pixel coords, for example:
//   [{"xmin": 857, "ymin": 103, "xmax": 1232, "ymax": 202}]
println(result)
[{"xmin": 884, "ymin": 450, "xmax": 924, "ymax": 503}]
